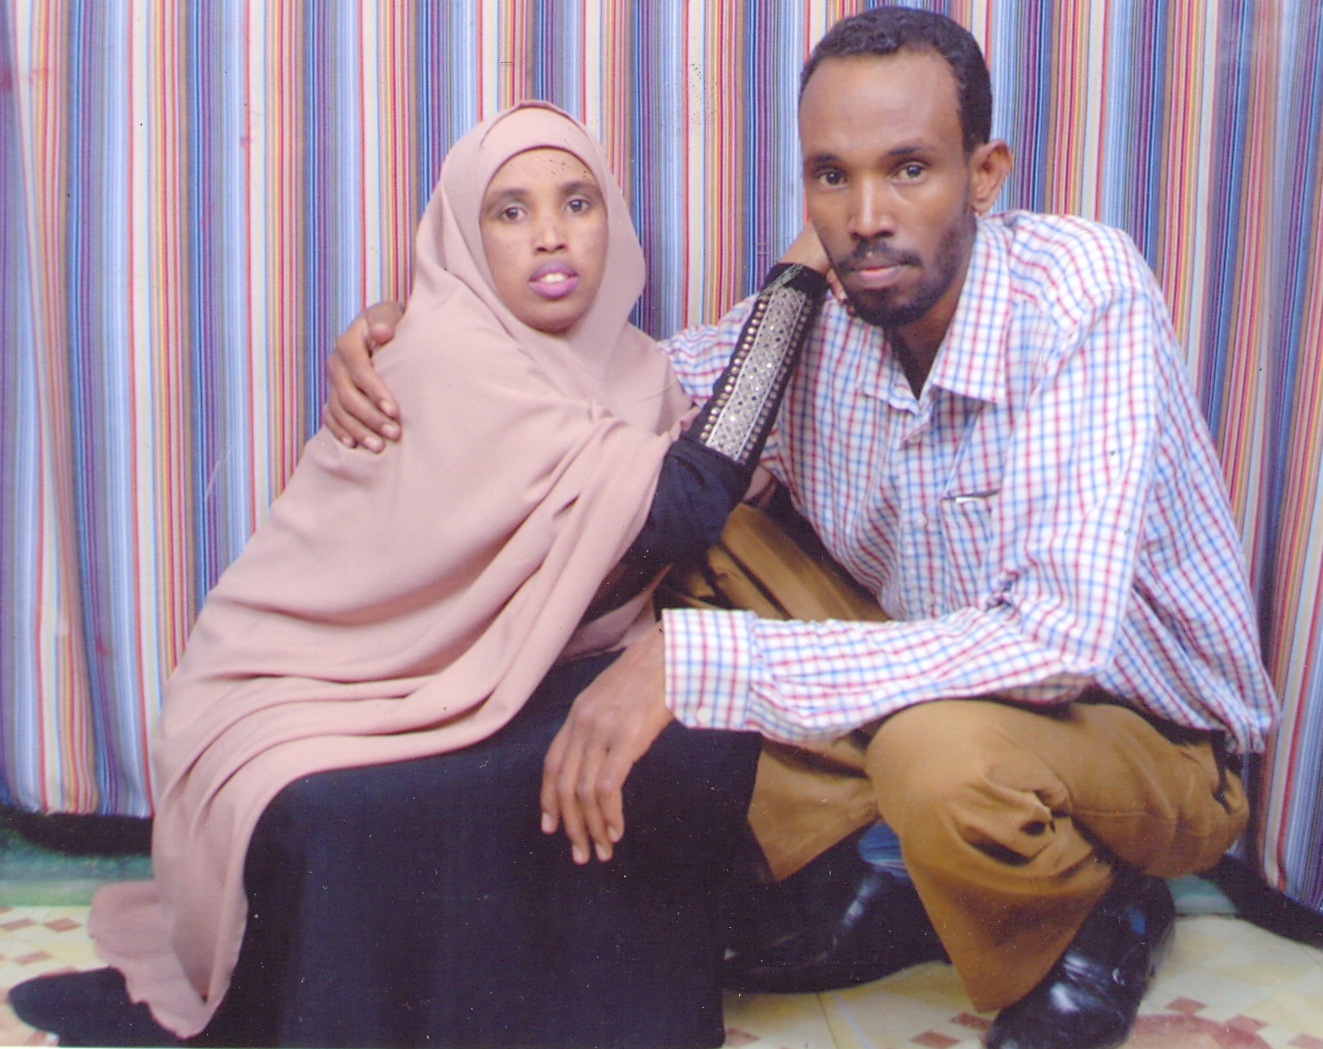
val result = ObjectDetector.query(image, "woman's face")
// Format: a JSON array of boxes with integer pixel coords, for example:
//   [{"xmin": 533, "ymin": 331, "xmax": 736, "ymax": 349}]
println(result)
[{"xmin": 479, "ymin": 147, "xmax": 608, "ymax": 334}]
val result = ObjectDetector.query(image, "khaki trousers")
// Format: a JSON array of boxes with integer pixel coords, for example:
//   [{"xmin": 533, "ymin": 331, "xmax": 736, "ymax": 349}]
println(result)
[
  {"xmin": 750, "ymin": 696, "xmax": 1248, "ymax": 1010},
  {"xmin": 664, "ymin": 505, "xmax": 1249, "ymax": 1010}
]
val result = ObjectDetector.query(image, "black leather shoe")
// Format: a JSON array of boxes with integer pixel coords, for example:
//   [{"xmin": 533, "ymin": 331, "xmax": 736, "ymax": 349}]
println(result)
[
  {"xmin": 8, "ymin": 967, "xmax": 183, "ymax": 1047},
  {"xmin": 723, "ymin": 833, "xmax": 947, "ymax": 994},
  {"xmin": 984, "ymin": 870, "xmax": 1176, "ymax": 1049}
]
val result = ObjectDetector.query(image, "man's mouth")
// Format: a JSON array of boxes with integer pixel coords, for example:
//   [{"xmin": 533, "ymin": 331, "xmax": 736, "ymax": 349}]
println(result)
[
  {"xmin": 840, "ymin": 249, "xmax": 920, "ymax": 292},
  {"xmin": 529, "ymin": 263, "xmax": 580, "ymax": 300},
  {"xmin": 849, "ymin": 262, "xmax": 909, "ymax": 291}
]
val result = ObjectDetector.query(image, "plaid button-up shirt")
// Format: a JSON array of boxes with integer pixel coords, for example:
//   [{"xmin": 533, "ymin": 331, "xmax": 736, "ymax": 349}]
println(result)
[{"xmin": 659, "ymin": 212, "xmax": 1277, "ymax": 753}]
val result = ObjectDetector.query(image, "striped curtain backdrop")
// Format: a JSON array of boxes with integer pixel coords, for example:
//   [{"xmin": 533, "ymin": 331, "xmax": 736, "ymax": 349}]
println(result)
[{"xmin": 2, "ymin": 1, "xmax": 1321, "ymax": 910}]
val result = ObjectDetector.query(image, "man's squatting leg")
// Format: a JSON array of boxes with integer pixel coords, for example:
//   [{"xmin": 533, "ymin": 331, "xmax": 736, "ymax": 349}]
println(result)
[{"xmin": 864, "ymin": 695, "xmax": 1248, "ymax": 1011}]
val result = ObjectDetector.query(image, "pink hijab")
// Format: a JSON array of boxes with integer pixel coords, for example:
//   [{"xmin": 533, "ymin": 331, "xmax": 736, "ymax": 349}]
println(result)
[{"xmin": 89, "ymin": 102, "xmax": 691, "ymax": 1037}]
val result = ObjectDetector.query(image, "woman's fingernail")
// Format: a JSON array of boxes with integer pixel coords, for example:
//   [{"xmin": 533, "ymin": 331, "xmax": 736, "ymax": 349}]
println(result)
[
  {"xmin": 595, "ymin": 842, "xmax": 611, "ymax": 863},
  {"xmin": 541, "ymin": 812, "xmax": 555, "ymax": 834},
  {"xmin": 341, "ymin": 435, "xmax": 356, "ymax": 448},
  {"xmin": 572, "ymin": 845, "xmax": 588, "ymax": 865},
  {"xmin": 365, "ymin": 436, "xmax": 384, "ymax": 453},
  {"xmin": 382, "ymin": 423, "xmax": 400, "ymax": 440}
]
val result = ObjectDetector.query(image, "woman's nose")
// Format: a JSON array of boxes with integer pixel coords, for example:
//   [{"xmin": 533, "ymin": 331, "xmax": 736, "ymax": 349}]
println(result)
[{"xmin": 533, "ymin": 213, "xmax": 567, "ymax": 252}]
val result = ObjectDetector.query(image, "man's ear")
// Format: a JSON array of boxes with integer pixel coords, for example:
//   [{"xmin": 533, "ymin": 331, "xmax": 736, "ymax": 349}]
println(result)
[{"xmin": 968, "ymin": 139, "xmax": 1013, "ymax": 215}]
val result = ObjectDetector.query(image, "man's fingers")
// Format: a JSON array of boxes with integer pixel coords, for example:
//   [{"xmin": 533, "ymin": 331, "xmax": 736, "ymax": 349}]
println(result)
[
  {"xmin": 363, "ymin": 299, "xmax": 405, "ymax": 335},
  {"xmin": 826, "ymin": 268, "xmax": 856, "ymax": 316},
  {"xmin": 328, "ymin": 303, "xmax": 404, "ymax": 442},
  {"xmin": 548, "ymin": 721, "xmax": 593, "ymax": 865},
  {"xmin": 322, "ymin": 403, "xmax": 355, "ymax": 447},
  {"xmin": 594, "ymin": 750, "xmax": 630, "ymax": 851},
  {"xmin": 325, "ymin": 358, "xmax": 389, "ymax": 451},
  {"xmin": 539, "ymin": 728, "xmax": 569, "ymax": 833},
  {"xmin": 345, "ymin": 352, "xmax": 400, "ymax": 427},
  {"xmin": 573, "ymin": 729, "xmax": 616, "ymax": 862},
  {"xmin": 538, "ymin": 627, "xmax": 669, "ymax": 864}
]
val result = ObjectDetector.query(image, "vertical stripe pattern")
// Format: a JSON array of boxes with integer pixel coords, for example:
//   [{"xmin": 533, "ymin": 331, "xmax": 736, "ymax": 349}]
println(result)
[{"xmin": 2, "ymin": 0, "xmax": 1321, "ymax": 911}]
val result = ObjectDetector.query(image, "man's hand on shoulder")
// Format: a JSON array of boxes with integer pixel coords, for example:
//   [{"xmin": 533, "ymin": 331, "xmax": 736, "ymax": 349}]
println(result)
[
  {"xmin": 323, "ymin": 301, "xmax": 405, "ymax": 451},
  {"xmin": 540, "ymin": 624, "xmax": 674, "ymax": 864}
]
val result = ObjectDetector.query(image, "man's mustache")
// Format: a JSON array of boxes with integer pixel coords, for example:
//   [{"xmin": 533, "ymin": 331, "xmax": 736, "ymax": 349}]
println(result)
[{"xmin": 835, "ymin": 243, "xmax": 922, "ymax": 274}]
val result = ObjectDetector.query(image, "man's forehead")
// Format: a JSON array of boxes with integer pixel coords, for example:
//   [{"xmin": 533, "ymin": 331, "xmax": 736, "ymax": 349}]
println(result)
[{"xmin": 798, "ymin": 50, "xmax": 962, "ymax": 156}]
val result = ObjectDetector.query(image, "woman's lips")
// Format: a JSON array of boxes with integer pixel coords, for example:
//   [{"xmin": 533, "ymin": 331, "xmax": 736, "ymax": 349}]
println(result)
[{"xmin": 529, "ymin": 263, "xmax": 580, "ymax": 300}]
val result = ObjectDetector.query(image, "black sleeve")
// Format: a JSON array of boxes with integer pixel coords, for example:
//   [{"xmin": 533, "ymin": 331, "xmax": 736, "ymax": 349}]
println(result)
[{"xmin": 626, "ymin": 262, "xmax": 828, "ymax": 568}]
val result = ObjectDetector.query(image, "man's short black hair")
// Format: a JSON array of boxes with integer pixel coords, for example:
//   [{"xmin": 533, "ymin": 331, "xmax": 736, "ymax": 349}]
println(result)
[{"xmin": 800, "ymin": 6, "xmax": 992, "ymax": 154}]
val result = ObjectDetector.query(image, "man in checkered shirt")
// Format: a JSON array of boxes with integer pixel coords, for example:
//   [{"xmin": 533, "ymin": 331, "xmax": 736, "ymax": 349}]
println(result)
[{"xmin": 328, "ymin": 10, "xmax": 1276, "ymax": 1049}]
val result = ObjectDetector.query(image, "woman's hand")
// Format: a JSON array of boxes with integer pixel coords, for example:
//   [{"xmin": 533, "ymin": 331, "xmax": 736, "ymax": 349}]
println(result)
[{"xmin": 323, "ymin": 301, "xmax": 406, "ymax": 450}]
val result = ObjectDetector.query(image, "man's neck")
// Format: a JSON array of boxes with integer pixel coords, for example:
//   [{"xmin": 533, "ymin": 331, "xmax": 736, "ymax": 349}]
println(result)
[
  {"xmin": 889, "ymin": 333, "xmax": 939, "ymax": 396},
  {"xmin": 885, "ymin": 239, "xmax": 974, "ymax": 396}
]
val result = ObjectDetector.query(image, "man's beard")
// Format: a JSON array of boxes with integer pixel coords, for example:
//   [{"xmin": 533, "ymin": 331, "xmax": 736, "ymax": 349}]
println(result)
[{"xmin": 835, "ymin": 213, "xmax": 973, "ymax": 331}]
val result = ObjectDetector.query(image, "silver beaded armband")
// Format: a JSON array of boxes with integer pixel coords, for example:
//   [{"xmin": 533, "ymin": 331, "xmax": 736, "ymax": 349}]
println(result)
[{"xmin": 691, "ymin": 263, "xmax": 826, "ymax": 470}]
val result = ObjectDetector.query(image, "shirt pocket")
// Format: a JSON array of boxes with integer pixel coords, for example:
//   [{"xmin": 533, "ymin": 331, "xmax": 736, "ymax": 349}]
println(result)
[{"xmin": 939, "ymin": 491, "xmax": 996, "ymax": 608}]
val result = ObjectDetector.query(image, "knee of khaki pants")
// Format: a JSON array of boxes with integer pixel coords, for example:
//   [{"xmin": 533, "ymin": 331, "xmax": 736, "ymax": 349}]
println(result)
[
  {"xmin": 867, "ymin": 697, "xmax": 1248, "ymax": 879},
  {"xmin": 866, "ymin": 700, "xmax": 1098, "ymax": 877},
  {"xmin": 862, "ymin": 697, "xmax": 1249, "ymax": 1010}
]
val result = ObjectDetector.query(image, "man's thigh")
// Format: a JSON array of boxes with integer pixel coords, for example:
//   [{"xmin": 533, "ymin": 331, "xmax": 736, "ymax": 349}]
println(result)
[{"xmin": 865, "ymin": 696, "xmax": 1247, "ymax": 878}]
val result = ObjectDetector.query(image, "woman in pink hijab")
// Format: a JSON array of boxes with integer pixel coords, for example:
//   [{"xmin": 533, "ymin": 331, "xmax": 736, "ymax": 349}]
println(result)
[{"xmin": 12, "ymin": 103, "xmax": 827, "ymax": 1048}]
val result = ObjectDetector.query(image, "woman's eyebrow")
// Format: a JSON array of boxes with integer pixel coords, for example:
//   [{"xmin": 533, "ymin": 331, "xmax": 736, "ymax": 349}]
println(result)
[
  {"xmin": 560, "ymin": 179, "xmax": 601, "ymax": 196},
  {"xmin": 483, "ymin": 187, "xmax": 528, "ymax": 210}
]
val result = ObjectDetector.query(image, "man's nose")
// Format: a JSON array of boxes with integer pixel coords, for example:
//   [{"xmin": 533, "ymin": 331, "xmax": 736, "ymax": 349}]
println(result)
[{"xmin": 849, "ymin": 181, "xmax": 897, "ymax": 241}]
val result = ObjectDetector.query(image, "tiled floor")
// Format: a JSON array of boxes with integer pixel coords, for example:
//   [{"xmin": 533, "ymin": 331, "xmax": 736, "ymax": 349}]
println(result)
[{"xmin": 1, "ymin": 902, "xmax": 1320, "ymax": 1047}]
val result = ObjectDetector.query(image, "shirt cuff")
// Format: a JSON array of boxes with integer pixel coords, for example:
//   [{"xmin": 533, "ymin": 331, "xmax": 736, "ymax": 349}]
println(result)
[{"xmin": 661, "ymin": 607, "xmax": 758, "ymax": 730}]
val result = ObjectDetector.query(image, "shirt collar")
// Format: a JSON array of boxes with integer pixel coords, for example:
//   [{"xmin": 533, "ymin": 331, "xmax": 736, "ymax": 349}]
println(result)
[{"xmin": 924, "ymin": 217, "xmax": 1011, "ymax": 406}]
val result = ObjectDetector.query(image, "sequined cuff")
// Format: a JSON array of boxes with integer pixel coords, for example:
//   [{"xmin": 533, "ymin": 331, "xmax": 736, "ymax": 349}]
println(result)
[{"xmin": 690, "ymin": 263, "xmax": 827, "ymax": 470}]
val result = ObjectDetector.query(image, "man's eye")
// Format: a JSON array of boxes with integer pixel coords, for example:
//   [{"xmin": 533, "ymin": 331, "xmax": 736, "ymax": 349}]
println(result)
[
  {"xmin": 900, "ymin": 163, "xmax": 924, "ymax": 179},
  {"xmin": 818, "ymin": 170, "xmax": 844, "ymax": 186}
]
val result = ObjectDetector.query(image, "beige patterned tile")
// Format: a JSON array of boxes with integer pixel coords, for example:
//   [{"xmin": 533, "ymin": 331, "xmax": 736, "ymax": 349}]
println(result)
[
  {"xmin": 0, "ymin": 907, "xmax": 98, "ymax": 1047},
  {"xmin": 1244, "ymin": 985, "xmax": 1323, "ymax": 1037},
  {"xmin": 821, "ymin": 986, "xmax": 983, "ymax": 1049},
  {"xmin": 850, "ymin": 961, "xmax": 972, "ymax": 1013},
  {"xmin": 722, "ymin": 990, "xmax": 837, "ymax": 1048}
]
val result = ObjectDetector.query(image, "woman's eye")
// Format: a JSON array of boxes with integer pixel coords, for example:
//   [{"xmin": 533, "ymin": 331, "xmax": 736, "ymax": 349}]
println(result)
[
  {"xmin": 900, "ymin": 163, "xmax": 924, "ymax": 180},
  {"xmin": 500, "ymin": 206, "xmax": 523, "ymax": 221},
  {"xmin": 567, "ymin": 197, "xmax": 591, "ymax": 214},
  {"xmin": 817, "ymin": 170, "xmax": 844, "ymax": 187}
]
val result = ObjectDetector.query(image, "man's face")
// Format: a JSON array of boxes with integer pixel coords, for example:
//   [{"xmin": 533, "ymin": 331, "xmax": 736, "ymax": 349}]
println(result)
[{"xmin": 798, "ymin": 50, "xmax": 977, "ymax": 335}]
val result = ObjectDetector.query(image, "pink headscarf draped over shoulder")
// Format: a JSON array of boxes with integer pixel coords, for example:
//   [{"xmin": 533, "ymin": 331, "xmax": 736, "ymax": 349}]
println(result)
[{"xmin": 89, "ymin": 102, "xmax": 691, "ymax": 1038}]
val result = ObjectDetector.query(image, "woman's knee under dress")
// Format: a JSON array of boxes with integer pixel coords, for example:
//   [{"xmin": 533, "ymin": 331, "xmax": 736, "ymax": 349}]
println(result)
[{"xmin": 199, "ymin": 650, "xmax": 762, "ymax": 1049}]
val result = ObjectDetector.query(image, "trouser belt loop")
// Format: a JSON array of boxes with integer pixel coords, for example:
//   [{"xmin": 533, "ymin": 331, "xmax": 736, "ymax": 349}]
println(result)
[{"xmin": 1212, "ymin": 732, "xmax": 1233, "ymax": 813}]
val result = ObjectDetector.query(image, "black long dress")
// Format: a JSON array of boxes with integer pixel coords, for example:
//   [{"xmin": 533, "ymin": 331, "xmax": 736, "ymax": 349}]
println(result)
[{"xmin": 200, "ymin": 651, "xmax": 760, "ymax": 1048}]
